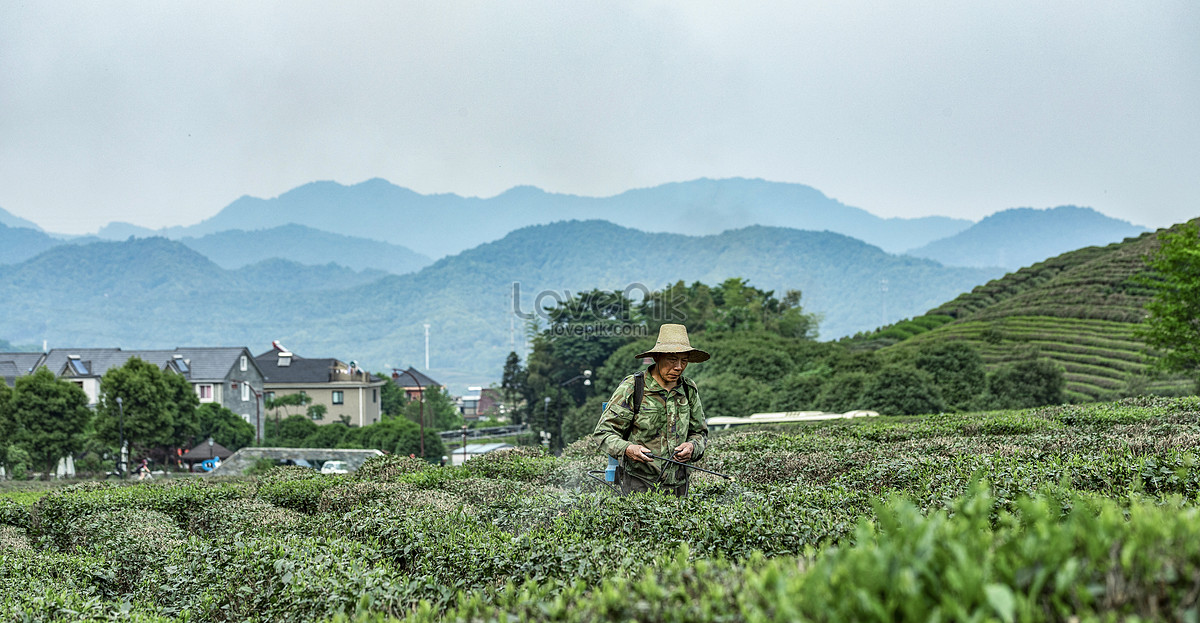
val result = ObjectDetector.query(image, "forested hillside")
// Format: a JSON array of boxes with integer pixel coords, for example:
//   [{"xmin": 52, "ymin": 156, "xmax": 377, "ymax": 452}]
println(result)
[
  {"xmin": 0, "ymin": 222, "xmax": 1000, "ymax": 383},
  {"xmin": 180, "ymin": 224, "xmax": 430, "ymax": 274}
]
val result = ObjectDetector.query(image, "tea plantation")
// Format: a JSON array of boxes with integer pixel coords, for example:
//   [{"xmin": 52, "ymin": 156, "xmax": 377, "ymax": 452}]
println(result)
[
  {"xmin": 5, "ymin": 396, "xmax": 1200, "ymax": 621},
  {"xmin": 864, "ymin": 228, "xmax": 1197, "ymax": 401}
]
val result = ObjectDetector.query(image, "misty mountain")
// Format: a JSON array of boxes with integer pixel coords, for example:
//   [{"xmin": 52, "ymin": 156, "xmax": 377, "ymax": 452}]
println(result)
[
  {"xmin": 156, "ymin": 177, "xmax": 973, "ymax": 258},
  {"xmin": 96, "ymin": 221, "xmax": 158, "ymax": 240},
  {"xmin": 0, "ymin": 207, "xmax": 43, "ymax": 231},
  {"xmin": 0, "ymin": 222, "xmax": 59, "ymax": 265},
  {"xmin": 0, "ymin": 222, "xmax": 1001, "ymax": 386},
  {"xmin": 237, "ymin": 258, "xmax": 391, "ymax": 292},
  {"xmin": 178, "ymin": 224, "xmax": 431, "ymax": 274},
  {"xmin": 906, "ymin": 206, "xmax": 1148, "ymax": 270}
]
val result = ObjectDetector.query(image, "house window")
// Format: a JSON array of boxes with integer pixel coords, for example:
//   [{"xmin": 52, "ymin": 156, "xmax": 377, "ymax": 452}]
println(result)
[
  {"xmin": 265, "ymin": 391, "xmax": 275, "ymax": 402},
  {"xmin": 241, "ymin": 383, "xmax": 250, "ymax": 401},
  {"xmin": 373, "ymin": 389, "xmax": 377, "ymax": 403},
  {"xmin": 332, "ymin": 391, "xmax": 344, "ymax": 405},
  {"xmin": 240, "ymin": 355, "xmax": 248, "ymax": 371},
  {"xmin": 197, "ymin": 384, "xmax": 214, "ymax": 402}
]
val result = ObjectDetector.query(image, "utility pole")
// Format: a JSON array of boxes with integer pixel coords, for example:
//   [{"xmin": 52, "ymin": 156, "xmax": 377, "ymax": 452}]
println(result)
[{"xmin": 424, "ymin": 324, "xmax": 431, "ymax": 370}]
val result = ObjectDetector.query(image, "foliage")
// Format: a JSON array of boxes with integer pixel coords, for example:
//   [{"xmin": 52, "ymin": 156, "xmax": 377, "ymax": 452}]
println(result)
[
  {"xmin": 401, "ymin": 385, "xmax": 461, "ymax": 432},
  {"xmin": 913, "ymin": 340, "xmax": 987, "ymax": 409},
  {"xmin": 985, "ymin": 359, "xmax": 1068, "ymax": 410},
  {"xmin": 3, "ymin": 445, "xmax": 31, "ymax": 481},
  {"xmin": 695, "ymin": 372, "xmax": 771, "ymax": 419},
  {"xmin": 303, "ymin": 421, "xmax": 350, "ymax": 448},
  {"xmin": 500, "ymin": 352, "xmax": 526, "ymax": 424},
  {"xmin": 1137, "ymin": 220, "xmax": 1200, "ymax": 387},
  {"xmin": 377, "ymin": 372, "xmax": 407, "ymax": 417},
  {"xmin": 0, "ymin": 382, "xmax": 10, "ymax": 466},
  {"xmin": 265, "ymin": 392, "xmax": 312, "ymax": 422},
  {"xmin": 771, "ymin": 371, "xmax": 827, "ymax": 411},
  {"xmin": 642, "ymin": 278, "xmax": 819, "ymax": 338},
  {"xmin": 264, "ymin": 414, "xmax": 320, "ymax": 447},
  {"xmin": 8, "ymin": 396, "xmax": 1200, "ymax": 621},
  {"xmin": 94, "ymin": 357, "xmax": 201, "ymax": 459},
  {"xmin": 814, "ymin": 370, "xmax": 871, "ymax": 412},
  {"xmin": 307, "ymin": 403, "xmax": 328, "ymax": 421},
  {"xmin": 560, "ymin": 395, "xmax": 605, "ymax": 447},
  {"xmin": 354, "ymin": 416, "xmax": 446, "ymax": 461},
  {"xmin": 859, "ymin": 366, "xmax": 946, "ymax": 416},
  {"xmin": 9, "ymin": 368, "xmax": 92, "ymax": 476},
  {"xmin": 195, "ymin": 403, "xmax": 255, "ymax": 451}
]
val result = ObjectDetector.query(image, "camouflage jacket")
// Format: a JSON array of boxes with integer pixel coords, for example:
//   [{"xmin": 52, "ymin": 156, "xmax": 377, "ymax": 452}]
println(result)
[{"xmin": 592, "ymin": 367, "xmax": 708, "ymax": 486}]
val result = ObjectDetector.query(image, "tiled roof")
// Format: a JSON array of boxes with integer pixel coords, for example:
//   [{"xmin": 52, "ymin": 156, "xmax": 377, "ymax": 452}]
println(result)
[
  {"xmin": 254, "ymin": 349, "xmax": 382, "ymax": 385},
  {"xmin": 0, "ymin": 353, "xmax": 45, "ymax": 381},
  {"xmin": 1, "ymin": 347, "xmax": 257, "ymax": 382},
  {"xmin": 391, "ymin": 366, "xmax": 441, "ymax": 388}
]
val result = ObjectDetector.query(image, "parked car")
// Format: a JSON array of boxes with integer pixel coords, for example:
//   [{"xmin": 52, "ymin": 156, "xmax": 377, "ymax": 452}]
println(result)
[{"xmin": 321, "ymin": 460, "xmax": 350, "ymax": 474}]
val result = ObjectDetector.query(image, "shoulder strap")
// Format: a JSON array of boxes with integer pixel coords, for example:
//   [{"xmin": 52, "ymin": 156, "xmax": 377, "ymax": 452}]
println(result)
[{"xmin": 632, "ymin": 371, "xmax": 645, "ymax": 415}]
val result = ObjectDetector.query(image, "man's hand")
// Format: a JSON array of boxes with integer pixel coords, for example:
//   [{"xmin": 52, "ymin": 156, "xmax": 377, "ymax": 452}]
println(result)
[
  {"xmin": 625, "ymin": 444, "xmax": 654, "ymax": 463},
  {"xmin": 673, "ymin": 441, "xmax": 695, "ymax": 462}
]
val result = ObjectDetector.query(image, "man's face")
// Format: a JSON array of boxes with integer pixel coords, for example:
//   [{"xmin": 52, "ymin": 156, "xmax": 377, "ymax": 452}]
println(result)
[{"xmin": 655, "ymin": 353, "xmax": 689, "ymax": 384}]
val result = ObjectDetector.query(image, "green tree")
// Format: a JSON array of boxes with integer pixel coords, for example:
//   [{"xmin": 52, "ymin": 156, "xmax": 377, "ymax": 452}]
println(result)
[
  {"xmin": 378, "ymin": 373, "xmax": 407, "ymax": 416},
  {"xmin": 814, "ymin": 371, "xmax": 871, "ymax": 413},
  {"xmin": 1137, "ymin": 220, "xmax": 1200, "ymax": 388},
  {"xmin": 500, "ymin": 352, "xmax": 527, "ymax": 423},
  {"xmin": 306, "ymin": 404, "xmax": 328, "ymax": 421},
  {"xmin": 302, "ymin": 422, "xmax": 349, "ymax": 448},
  {"xmin": 357, "ymin": 417, "xmax": 445, "ymax": 460},
  {"xmin": 195, "ymin": 403, "xmax": 255, "ymax": 451},
  {"xmin": 696, "ymin": 372, "xmax": 771, "ymax": 419},
  {"xmin": 10, "ymin": 368, "xmax": 92, "ymax": 476},
  {"xmin": 985, "ymin": 359, "xmax": 1066, "ymax": 409},
  {"xmin": 95, "ymin": 357, "xmax": 199, "ymax": 458},
  {"xmin": 0, "ymin": 381, "xmax": 12, "ymax": 467},
  {"xmin": 561, "ymin": 395, "xmax": 607, "ymax": 446},
  {"xmin": 771, "ymin": 371, "xmax": 827, "ymax": 411},
  {"xmin": 402, "ymin": 385, "xmax": 461, "ymax": 431},
  {"xmin": 914, "ymin": 341, "xmax": 987, "ymax": 411},
  {"xmin": 265, "ymin": 393, "xmax": 312, "ymax": 438},
  {"xmin": 165, "ymin": 369, "xmax": 201, "ymax": 449},
  {"xmin": 265, "ymin": 414, "xmax": 319, "ymax": 448},
  {"xmin": 860, "ymin": 366, "xmax": 946, "ymax": 416}
]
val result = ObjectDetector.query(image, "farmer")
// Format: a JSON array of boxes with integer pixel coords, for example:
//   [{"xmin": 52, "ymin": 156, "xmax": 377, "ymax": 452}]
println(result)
[{"xmin": 593, "ymin": 323, "xmax": 709, "ymax": 496}]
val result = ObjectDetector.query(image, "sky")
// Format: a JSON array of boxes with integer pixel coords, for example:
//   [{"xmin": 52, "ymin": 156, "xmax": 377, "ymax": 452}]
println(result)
[{"xmin": 1, "ymin": 1, "xmax": 1197, "ymax": 235}]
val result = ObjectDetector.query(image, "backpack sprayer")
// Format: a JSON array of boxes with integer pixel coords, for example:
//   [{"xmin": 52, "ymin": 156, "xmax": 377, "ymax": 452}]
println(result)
[{"xmin": 586, "ymin": 398, "xmax": 733, "ymax": 493}]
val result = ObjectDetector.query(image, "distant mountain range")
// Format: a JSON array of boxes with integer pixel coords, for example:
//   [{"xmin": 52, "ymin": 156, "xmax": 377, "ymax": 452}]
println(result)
[
  {"xmin": 0, "ymin": 221, "xmax": 431, "ymax": 275},
  {"xmin": 99, "ymin": 177, "xmax": 975, "ymax": 258},
  {"xmin": 0, "ymin": 206, "xmax": 42, "ymax": 231},
  {"xmin": 5, "ymin": 179, "xmax": 1145, "ymax": 276},
  {"xmin": 0, "ymin": 221, "xmax": 1001, "ymax": 387},
  {"xmin": 906, "ymin": 206, "xmax": 1147, "ymax": 270},
  {"xmin": 0, "ymin": 222, "xmax": 58, "ymax": 264},
  {"xmin": 178, "ymin": 224, "xmax": 430, "ymax": 273},
  {"xmin": 0, "ymin": 178, "xmax": 1154, "ymax": 389}
]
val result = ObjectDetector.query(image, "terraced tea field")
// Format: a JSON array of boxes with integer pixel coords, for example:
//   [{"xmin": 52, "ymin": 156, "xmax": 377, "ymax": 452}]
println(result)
[{"xmin": 892, "ymin": 315, "xmax": 1193, "ymax": 401}]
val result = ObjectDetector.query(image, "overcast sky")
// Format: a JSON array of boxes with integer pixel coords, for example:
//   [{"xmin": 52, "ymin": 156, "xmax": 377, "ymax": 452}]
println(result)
[{"xmin": 1, "ymin": 1, "xmax": 1196, "ymax": 235}]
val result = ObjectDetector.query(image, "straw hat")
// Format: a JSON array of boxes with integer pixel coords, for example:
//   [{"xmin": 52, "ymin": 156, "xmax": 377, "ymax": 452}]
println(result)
[{"xmin": 635, "ymin": 324, "xmax": 710, "ymax": 362}]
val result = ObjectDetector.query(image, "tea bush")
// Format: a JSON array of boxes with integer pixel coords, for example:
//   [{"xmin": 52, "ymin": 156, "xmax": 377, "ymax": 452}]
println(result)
[
  {"xmin": 354, "ymin": 453, "xmax": 433, "ymax": 481},
  {"xmin": 6, "ymin": 396, "xmax": 1200, "ymax": 621}
]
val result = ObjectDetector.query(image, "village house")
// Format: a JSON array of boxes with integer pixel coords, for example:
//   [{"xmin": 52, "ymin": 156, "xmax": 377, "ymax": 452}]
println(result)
[
  {"xmin": 0, "ymin": 347, "xmax": 268, "ymax": 438},
  {"xmin": 255, "ymin": 342, "xmax": 387, "ymax": 428}
]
